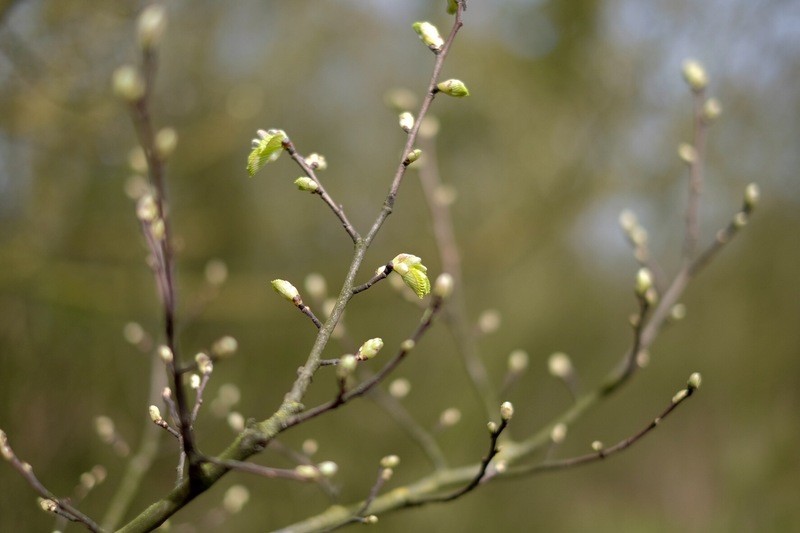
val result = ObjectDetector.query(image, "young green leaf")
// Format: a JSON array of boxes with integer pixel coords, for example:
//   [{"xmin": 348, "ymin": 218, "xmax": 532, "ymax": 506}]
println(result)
[{"xmin": 247, "ymin": 129, "xmax": 286, "ymax": 177}]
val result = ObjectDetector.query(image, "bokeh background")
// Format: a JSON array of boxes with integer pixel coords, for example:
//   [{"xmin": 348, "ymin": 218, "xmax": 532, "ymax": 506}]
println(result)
[{"xmin": 1, "ymin": 1, "xmax": 798, "ymax": 531}]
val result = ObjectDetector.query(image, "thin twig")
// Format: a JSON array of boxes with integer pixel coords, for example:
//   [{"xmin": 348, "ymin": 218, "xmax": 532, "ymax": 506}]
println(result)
[
  {"xmin": 683, "ymin": 89, "xmax": 709, "ymax": 261},
  {"xmin": 352, "ymin": 263, "xmax": 392, "ymax": 295},
  {"xmin": 201, "ymin": 456, "xmax": 313, "ymax": 482}
]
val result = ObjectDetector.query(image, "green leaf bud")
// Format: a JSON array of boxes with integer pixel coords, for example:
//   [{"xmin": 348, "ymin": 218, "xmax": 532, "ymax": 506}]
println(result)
[
  {"xmin": 682, "ymin": 59, "xmax": 708, "ymax": 91},
  {"xmin": 687, "ymin": 372, "xmax": 702, "ymax": 391},
  {"xmin": 137, "ymin": 4, "xmax": 167, "ymax": 51},
  {"xmin": 412, "ymin": 21, "xmax": 444, "ymax": 51},
  {"xmin": 148, "ymin": 405, "xmax": 162, "ymax": 423},
  {"xmin": 358, "ymin": 338, "xmax": 384, "ymax": 360},
  {"xmin": 112, "ymin": 65, "xmax": 145, "ymax": 102},
  {"xmin": 447, "ymin": 0, "xmax": 459, "ymax": 14},
  {"xmin": 404, "ymin": 148, "xmax": 422, "ymax": 165},
  {"xmin": 247, "ymin": 129, "xmax": 286, "ymax": 177},
  {"xmin": 744, "ymin": 183, "xmax": 760, "ymax": 210},
  {"xmin": 436, "ymin": 79, "xmax": 470, "ymax": 97},
  {"xmin": 271, "ymin": 279, "xmax": 299, "ymax": 302},
  {"xmin": 294, "ymin": 177, "xmax": 319, "ymax": 193},
  {"xmin": 390, "ymin": 254, "xmax": 430, "ymax": 298},
  {"xmin": 635, "ymin": 268, "xmax": 654, "ymax": 296}
]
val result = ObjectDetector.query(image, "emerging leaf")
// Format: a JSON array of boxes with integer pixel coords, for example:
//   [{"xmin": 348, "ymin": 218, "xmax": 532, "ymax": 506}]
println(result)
[{"xmin": 247, "ymin": 129, "xmax": 286, "ymax": 177}]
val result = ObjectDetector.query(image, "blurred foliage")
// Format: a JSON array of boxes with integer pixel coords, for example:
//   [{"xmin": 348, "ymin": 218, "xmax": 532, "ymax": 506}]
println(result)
[{"xmin": 0, "ymin": 0, "xmax": 798, "ymax": 531}]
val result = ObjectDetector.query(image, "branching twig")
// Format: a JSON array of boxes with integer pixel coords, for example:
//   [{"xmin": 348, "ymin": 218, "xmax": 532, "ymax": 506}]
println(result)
[{"xmin": 352, "ymin": 263, "xmax": 393, "ymax": 295}]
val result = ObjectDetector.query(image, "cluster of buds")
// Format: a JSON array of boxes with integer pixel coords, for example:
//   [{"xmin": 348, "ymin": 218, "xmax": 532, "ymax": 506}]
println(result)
[
  {"xmin": 735, "ymin": 183, "xmax": 760, "ymax": 228},
  {"xmin": 136, "ymin": 194, "xmax": 166, "ymax": 241},
  {"xmin": 635, "ymin": 267, "xmax": 658, "ymax": 306},
  {"xmin": 618, "ymin": 209, "xmax": 650, "ymax": 262}
]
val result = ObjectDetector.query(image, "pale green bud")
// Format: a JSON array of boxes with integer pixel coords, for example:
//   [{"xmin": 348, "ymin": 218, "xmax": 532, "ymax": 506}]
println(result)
[
  {"xmin": 487, "ymin": 421, "xmax": 498, "ymax": 433},
  {"xmin": 548, "ymin": 352, "xmax": 573, "ymax": 379},
  {"xmin": 550, "ymin": 423, "xmax": 568, "ymax": 443},
  {"xmin": 399, "ymin": 111, "xmax": 415, "ymax": 132},
  {"xmin": 190, "ymin": 373, "xmax": 201, "ymax": 389},
  {"xmin": 136, "ymin": 194, "xmax": 159, "ymax": 223},
  {"xmin": 618, "ymin": 209, "xmax": 638, "ymax": 233},
  {"xmin": 158, "ymin": 345, "xmax": 173, "ymax": 364},
  {"xmin": 672, "ymin": 389, "xmax": 689, "ymax": 403},
  {"xmin": 670, "ymin": 303, "xmax": 687, "ymax": 321},
  {"xmin": 500, "ymin": 401, "xmax": 514, "ymax": 421},
  {"xmin": 390, "ymin": 254, "xmax": 430, "ymax": 298},
  {"xmin": 405, "ymin": 148, "xmax": 422, "ymax": 165},
  {"xmin": 678, "ymin": 142, "xmax": 697, "ymax": 164},
  {"xmin": 194, "ymin": 353, "xmax": 212, "ymax": 375},
  {"xmin": 0, "ymin": 429, "xmax": 12, "ymax": 461},
  {"xmin": 744, "ymin": 183, "xmax": 760, "ymax": 210},
  {"xmin": 635, "ymin": 268, "xmax": 654, "ymax": 296},
  {"xmin": 294, "ymin": 177, "xmax": 319, "ymax": 193},
  {"xmin": 364, "ymin": 515, "xmax": 379, "ymax": 525},
  {"xmin": 682, "ymin": 59, "xmax": 708, "ymax": 91},
  {"xmin": 112, "ymin": 65, "xmax": 145, "ymax": 102},
  {"xmin": 412, "ymin": 21, "xmax": 444, "ymax": 51},
  {"xmin": 591, "ymin": 440, "xmax": 604, "ymax": 452},
  {"xmin": 137, "ymin": 4, "xmax": 167, "ymax": 51},
  {"xmin": 305, "ymin": 153, "xmax": 327, "ymax": 170},
  {"xmin": 247, "ymin": 129, "xmax": 286, "ymax": 177},
  {"xmin": 149, "ymin": 218, "xmax": 166, "ymax": 241},
  {"xmin": 338, "ymin": 354, "xmax": 357, "ymax": 379},
  {"xmin": 436, "ymin": 79, "xmax": 470, "ymax": 97},
  {"xmin": 401, "ymin": 339, "xmax": 416, "ymax": 351},
  {"xmin": 295, "ymin": 464, "xmax": 320, "ymax": 480},
  {"xmin": 271, "ymin": 279, "xmax": 299, "ymax": 302},
  {"xmin": 358, "ymin": 338, "xmax": 384, "ymax": 360},
  {"xmin": 148, "ymin": 405, "xmax": 162, "ymax": 423},
  {"xmin": 380, "ymin": 454, "xmax": 400, "ymax": 469},
  {"xmin": 317, "ymin": 461, "xmax": 338, "ymax": 478},
  {"xmin": 155, "ymin": 127, "xmax": 178, "ymax": 160},
  {"xmin": 687, "ymin": 372, "xmax": 702, "ymax": 391},
  {"xmin": 733, "ymin": 212, "xmax": 749, "ymax": 228},
  {"xmin": 447, "ymin": 0, "xmax": 459, "ymax": 14},
  {"xmin": 39, "ymin": 498, "xmax": 59, "ymax": 514},
  {"xmin": 703, "ymin": 98, "xmax": 722, "ymax": 122},
  {"xmin": 212, "ymin": 336, "xmax": 238, "ymax": 358},
  {"xmin": 433, "ymin": 273, "xmax": 454, "ymax": 299}
]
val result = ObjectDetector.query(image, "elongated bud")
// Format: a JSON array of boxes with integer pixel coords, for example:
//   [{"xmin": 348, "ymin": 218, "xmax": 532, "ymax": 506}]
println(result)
[
  {"xmin": 672, "ymin": 388, "xmax": 689, "ymax": 403},
  {"xmin": 436, "ymin": 79, "xmax": 470, "ymax": 97},
  {"xmin": 399, "ymin": 112, "xmax": 415, "ymax": 133},
  {"xmin": 743, "ymin": 183, "xmax": 760, "ymax": 210},
  {"xmin": 358, "ymin": 338, "xmax": 384, "ymax": 360},
  {"xmin": 138, "ymin": 5, "xmax": 167, "ymax": 50},
  {"xmin": 682, "ymin": 59, "xmax": 708, "ymax": 91},
  {"xmin": 294, "ymin": 177, "xmax": 319, "ymax": 193},
  {"xmin": 112, "ymin": 65, "xmax": 145, "ymax": 102},
  {"xmin": 404, "ymin": 148, "xmax": 422, "ymax": 165},
  {"xmin": 635, "ymin": 268, "xmax": 654, "ymax": 296},
  {"xmin": 155, "ymin": 127, "xmax": 178, "ymax": 160},
  {"xmin": 433, "ymin": 273, "xmax": 454, "ymax": 299},
  {"xmin": 380, "ymin": 454, "xmax": 400, "ymax": 469},
  {"xmin": 687, "ymin": 372, "xmax": 702, "ymax": 391},
  {"xmin": 271, "ymin": 279, "xmax": 299, "ymax": 302},
  {"xmin": 412, "ymin": 21, "xmax": 444, "ymax": 51},
  {"xmin": 136, "ymin": 194, "xmax": 159, "ymax": 223},
  {"xmin": 305, "ymin": 153, "xmax": 327, "ymax": 170},
  {"xmin": 148, "ymin": 405, "xmax": 162, "ymax": 423},
  {"xmin": 500, "ymin": 401, "xmax": 514, "ymax": 421},
  {"xmin": 703, "ymin": 98, "xmax": 722, "ymax": 122}
]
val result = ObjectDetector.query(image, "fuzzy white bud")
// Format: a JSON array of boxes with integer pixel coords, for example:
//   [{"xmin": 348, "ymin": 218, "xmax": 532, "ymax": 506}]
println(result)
[
  {"xmin": 678, "ymin": 143, "xmax": 697, "ymax": 164},
  {"xmin": 317, "ymin": 461, "xmax": 338, "ymax": 478},
  {"xmin": 433, "ymin": 273, "xmax": 454, "ymax": 299},
  {"xmin": 399, "ymin": 112, "xmax": 415, "ymax": 133},
  {"xmin": 591, "ymin": 440, "xmax": 604, "ymax": 452},
  {"xmin": 137, "ymin": 5, "xmax": 167, "ymax": 50},
  {"xmin": 304, "ymin": 153, "xmax": 327, "ymax": 170},
  {"xmin": 547, "ymin": 352, "xmax": 573, "ymax": 379},
  {"xmin": 412, "ymin": 21, "xmax": 444, "ymax": 51},
  {"xmin": 195, "ymin": 352, "xmax": 213, "ymax": 375},
  {"xmin": 500, "ymin": 401, "xmax": 514, "ymax": 421},
  {"xmin": 212, "ymin": 336, "xmax": 238, "ymax": 358},
  {"xmin": 380, "ymin": 454, "xmax": 400, "ymax": 469},
  {"xmin": 439, "ymin": 407, "xmax": 461, "ymax": 427},
  {"xmin": 687, "ymin": 372, "xmax": 702, "ymax": 391},
  {"xmin": 635, "ymin": 268, "xmax": 654, "ymax": 296},
  {"xmin": 682, "ymin": 59, "xmax": 708, "ymax": 91},
  {"xmin": 550, "ymin": 423, "xmax": 568, "ymax": 444},
  {"xmin": 136, "ymin": 194, "xmax": 159, "ymax": 223},
  {"xmin": 112, "ymin": 65, "xmax": 145, "ymax": 102},
  {"xmin": 155, "ymin": 127, "xmax": 178, "ymax": 160},
  {"xmin": 507, "ymin": 349, "xmax": 529, "ymax": 373},
  {"xmin": 158, "ymin": 345, "xmax": 173, "ymax": 364}
]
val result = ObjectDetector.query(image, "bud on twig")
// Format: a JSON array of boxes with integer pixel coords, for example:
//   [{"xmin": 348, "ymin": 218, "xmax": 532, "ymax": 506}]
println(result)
[
  {"xmin": 404, "ymin": 149, "xmax": 422, "ymax": 165},
  {"xmin": 112, "ymin": 65, "xmax": 145, "ymax": 102},
  {"xmin": 412, "ymin": 21, "xmax": 444, "ymax": 51},
  {"xmin": 158, "ymin": 345, "xmax": 173, "ymax": 364},
  {"xmin": 294, "ymin": 177, "xmax": 319, "ymax": 193},
  {"xmin": 304, "ymin": 153, "xmax": 327, "ymax": 170},
  {"xmin": 337, "ymin": 355, "xmax": 357, "ymax": 379},
  {"xmin": 195, "ymin": 352, "xmax": 213, "ymax": 375},
  {"xmin": 703, "ymin": 98, "xmax": 722, "ymax": 122},
  {"xmin": 271, "ymin": 279, "xmax": 300, "ymax": 302},
  {"xmin": 433, "ymin": 273, "xmax": 454, "ymax": 299},
  {"xmin": 635, "ymin": 268, "xmax": 654, "ymax": 296},
  {"xmin": 436, "ymin": 79, "xmax": 470, "ymax": 98},
  {"xmin": 399, "ymin": 112, "xmax": 415, "ymax": 133},
  {"xmin": 743, "ymin": 183, "xmax": 760, "ymax": 210},
  {"xmin": 358, "ymin": 338, "xmax": 384, "ymax": 360},
  {"xmin": 137, "ymin": 4, "xmax": 167, "ymax": 51},
  {"xmin": 380, "ymin": 454, "xmax": 400, "ymax": 469},
  {"xmin": 148, "ymin": 405, "xmax": 163, "ymax": 423},
  {"xmin": 390, "ymin": 254, "xmax": 431, "ymax": 298},
  {"xmin": 682, "ymin": 59, "xmax": 708, "ymax": 92},
  {"xmin": 500, "ymin": 401, "xmax": 514, "ymax": 421},
  {"xmin": 155, "ymin": 128, "xmax": 178, "ymax": 160},
  {"xmin": 678, "ymin": 143, "xmax": 697, "ymax": 164},
  {"xmin": 687, "ymin": 372, "xmax": 702, "ymax": 391}
]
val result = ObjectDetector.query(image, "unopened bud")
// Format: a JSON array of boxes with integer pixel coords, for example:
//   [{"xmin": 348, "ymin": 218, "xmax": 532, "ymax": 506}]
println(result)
[
  {"xmin": 148, "ymin": 405, "xmax": 162, "ymax": 423},
  {"xmin": 0, "ymin": 430, "xmax": 12, "ymax": 460},
  {"xmin": 433, "ymin": 273, "xmax": 454, "ymax": 299},
  {"xmin": 405, "ymin": 148, "xmax": 422, "ymax": 165},
  {"xmin": 389, "ymin": 378, "xmax": 411, "ymax": 399},
  {"xmin": 271, "ymin": 279, "xmax": 299, "ymax": 302},
  {"xmin": 635, "ymin": 268, "xmax": 653, "ymax": 296},
  {"xmin": 317, "ymin": 461, "xmax": 338, "ymax": 478},
  {"xmin": 744, "ymin": 183, "xmax": 760, "ymax": 210},
  {"xmin": 112, "ymin": 65, "xmax": 145, "ymax": 102},
  {"xmin": 687, "ymin": 372, "xmax": 702, "ymax": 391},
  {"xmin": 155, "ymin": 128, "xmax": 178, "ymax": 160},
  {"xmin": 436, "ymin": 79, "xmax": 470, "ymax": 98},
  {"xmin": 338, "ymin": 354, "xmax": 357, "ymax": 378},
  {"xmin": 358, "ymin": 338, "xmax": 384, "ymax": 360},
  {"xmin": 733, "ymin": 212, "xmax": 749, "ymax": 228},
  {"xmin": 670, "ymin": 303, "xmax": 687, "ymax": 321},
  {"xmin": 39, "ymin": 498, "xmax": 59, "ymax": 514},
  {"xmin": 439, "ymin": 407, "xmax": 461, "ymax": 427},
  {"xmin": 412, "ymin": 21, "xmax": 444, "ymax": 51},
  {"xmin": 703, "ymin": 98, "xmax": 722, "ymax": 122},
  {"xmin": 380, "ymin": 454, "xmax": 400, "ymax": 469},
  {"xmin": 399, "ymin": 112, "xmax": 414, "ymax": 133},
  {"xmin": 137, "ymin": 4, "xmax": 167, "ymax": 50},
  {"xmin": 158, "ymin": 345, "xmax": 173, "ymax": 364},
  {"xmin": 294, "ymin": 177, "xmax": 319, "ymax": 193},
  {"xmin": 195, "ymin": 352, "xmax": 213, "ymax": 375},
  {"xmin": 149, "ymin": 218, "xmax": 166, "ymax": 241},
  {"xmin": 364, "ymin": 515, "xmax": 379, "ymax": 525},
  {"xmin": 381, "ymin": 468, "xmax": 394, "ymax": 481},
  {"xmin": 190, "ymin": 374, "xmax": 201, "ymax": 389},
  {"xmin": 487, "ymin": 421, "xmax": 498, "ymax": 433},
  {"xmin": 672, "ymin": 388, "xmax": 689, "ymax": 403},
  {"xmin": 400, "ymin": 339, "xmax": 416, "ymax": 352},
  {"xmin": 136, "ymin": 194, "xmax": 159, "ymax": 223},
  {"xmin": 477, "ymin": 309, "xmax": 501, "ymax": 334},
  {"xmin": 682, "ymin": 59, "xmax": 708, "ymax": 91},
  {"xmin": 678, "ymin": 143, "xmax": 697, "ymax": 164},
  {"xmin": 227, "ymin": 412, "xmax": 245, "ymax": 432},
  {"xmin": 591, "ymin": 440, "xmax": 604, "ymax": 452},
  {"xmin": 295, "ymin": 464, "xmax": 319, "ymax": 480},
  {"xmin": 500, "ymin": 401, "xmax": 514, "ymax": 421}
]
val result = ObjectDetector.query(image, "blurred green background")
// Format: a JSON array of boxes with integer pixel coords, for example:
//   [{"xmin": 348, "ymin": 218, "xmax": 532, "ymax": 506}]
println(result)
[{"xmin": 1, "ymin": 1, "xmax": 798, "ymax": 531}]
